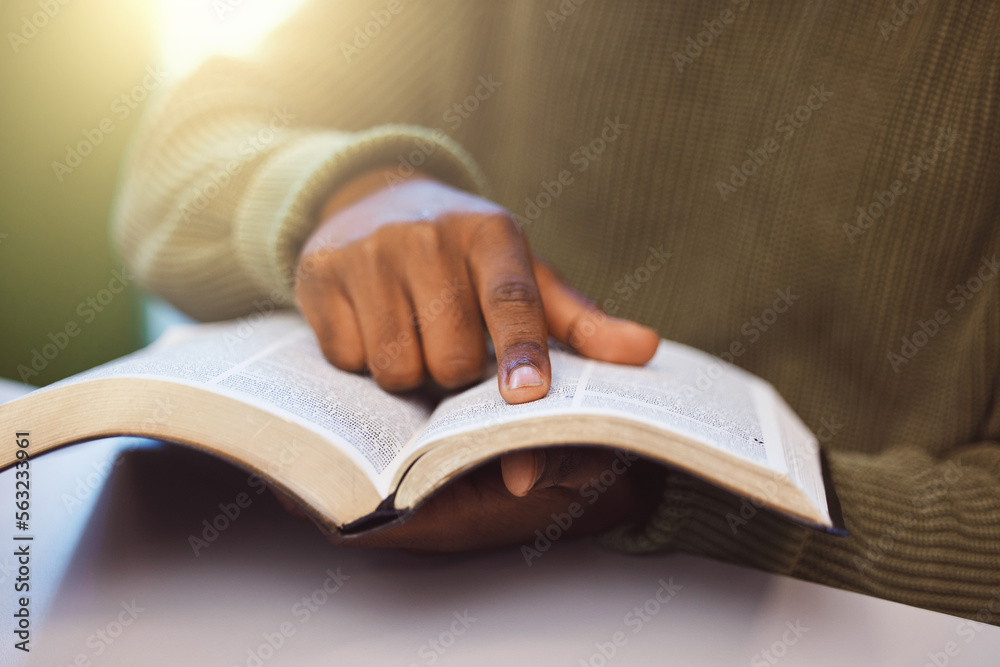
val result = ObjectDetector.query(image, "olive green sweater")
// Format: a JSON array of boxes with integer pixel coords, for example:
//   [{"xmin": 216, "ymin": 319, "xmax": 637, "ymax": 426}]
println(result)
[{"xmin": 112, "ymin": 1, "xmax": 1000, "ymax": 622}]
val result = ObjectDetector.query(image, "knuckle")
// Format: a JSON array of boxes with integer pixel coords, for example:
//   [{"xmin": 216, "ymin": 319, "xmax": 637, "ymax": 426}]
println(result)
[
  {"xmin": 318, "ymin": 336, "xmax": 364, "ymax": 372},
  {"xmin": 357, "ymin": 235, "xmax": 382, "ymax": 261},
  {"xmin": 296, "ymin": 268, "xmax": 342, "ymax": 305},
  {"xmin": 367, "ymin": 221, "xmax": 443, "ymax": 267},
  {"xmin": 374, "ymin": 362, "xmax": 425, "ymax": 391},
  {"xmin": 296, "ymin": 247, "xmax": 336, "ymax": 284},
  {"xmin": 488, "ymin": 279, "xmax": 542, "ymax": 311},
  {"xmin": 432, "ymin": 356, "xmax": 484, "ymax": 389},
  {"xmin": 463, "ymin": 210, "xmax": 522, "ymax": 245},
  {"xmin": 408, "ymin": 219, "xmax": 440, "ymax": 240},
  {"xmin": 369, "ymin": 222, "xmax": 401, "ymax": 244},
  {"xmin": 407, "ymin": 222, "xmax": 443, "ymax": 258},
  {"xmin": 481, "ymin": 209, "xmax": 519, "ymax": 231},
  {"xmin": 370, "ymin": 334, "xmax": 424, "ymax": 389}
]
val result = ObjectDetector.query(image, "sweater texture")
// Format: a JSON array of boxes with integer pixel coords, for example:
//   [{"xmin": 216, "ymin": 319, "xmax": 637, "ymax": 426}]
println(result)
[{"xmin": 112, "ymin": 1, "xmax": 1000, "ymax": 622}]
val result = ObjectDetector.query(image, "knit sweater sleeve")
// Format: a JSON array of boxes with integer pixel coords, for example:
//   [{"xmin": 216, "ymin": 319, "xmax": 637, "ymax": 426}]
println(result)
[
  {"xmin": 602, "ymin": 437, "xmax": 1000, "ymax": 622},
  {"xmin": 110, "ymin": 2, "xmax": 487, "ymax": 321}
]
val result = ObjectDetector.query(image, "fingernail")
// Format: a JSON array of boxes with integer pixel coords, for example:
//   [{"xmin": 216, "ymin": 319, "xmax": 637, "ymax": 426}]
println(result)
[{"xmin": 507, "ymin": 364, "xmax": 543, "ymax": 390}]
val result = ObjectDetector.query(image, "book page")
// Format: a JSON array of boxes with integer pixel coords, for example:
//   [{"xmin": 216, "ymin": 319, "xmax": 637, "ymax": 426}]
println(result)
[
  {"xmin": 41, "ymin": 313, "xmax": 433, "ymax": 485},
  {"xmin": 412, "ymin": 340, "xmax": 796, "ymax": 476},
  {"xmin": 773, "ymin": 391, "xmax": 828, "ymax": 519}
]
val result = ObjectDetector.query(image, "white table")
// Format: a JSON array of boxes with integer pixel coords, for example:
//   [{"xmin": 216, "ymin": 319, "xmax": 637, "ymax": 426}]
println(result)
[{"xmin": 1, "ymin": 380, "xmax": 998, "ymax": 666}]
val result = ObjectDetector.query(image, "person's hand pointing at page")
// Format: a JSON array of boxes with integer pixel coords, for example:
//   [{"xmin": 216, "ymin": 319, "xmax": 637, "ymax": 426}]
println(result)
[
  {"xmin": 282, "ymin": 168, "xmax": 667, "ymax": 550},
  {"xmin": 295, "ymin": 168, "xmax": 660, "ymax": 404}
]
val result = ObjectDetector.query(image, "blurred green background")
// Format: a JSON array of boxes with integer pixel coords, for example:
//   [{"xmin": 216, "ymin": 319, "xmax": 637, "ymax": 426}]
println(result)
[
  {"xmin": 1, "ymin": 1, "xmax": 309, "ymax": 386},
  {"xmin": 0, "ymin": 0, "xmax": 159, "ymax": 386}
]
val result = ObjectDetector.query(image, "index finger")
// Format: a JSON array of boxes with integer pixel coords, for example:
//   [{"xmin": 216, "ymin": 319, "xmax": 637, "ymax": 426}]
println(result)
[{"xmin": 465, "ymin": 215, "xmax": 551, "ymax": 404}]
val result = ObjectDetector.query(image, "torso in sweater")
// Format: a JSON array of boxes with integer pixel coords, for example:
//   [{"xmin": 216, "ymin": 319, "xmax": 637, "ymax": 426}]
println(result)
[{"xmin": 429, "ymin": 1, "xmax": 1000, "ymax": 459}]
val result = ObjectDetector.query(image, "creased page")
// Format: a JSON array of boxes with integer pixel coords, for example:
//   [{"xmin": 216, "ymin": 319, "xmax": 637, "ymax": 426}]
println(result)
[
  {"xmin": 413, "ymin": 340, "xmax": 792, "ymax": 474},
  {"xmin": 38, "ymin": 312, "xmax": 433, "ymax": 486}
]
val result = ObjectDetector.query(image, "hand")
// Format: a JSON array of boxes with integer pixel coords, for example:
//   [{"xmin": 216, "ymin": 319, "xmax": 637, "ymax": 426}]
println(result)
[
  {"xmin": 295, "ymin": 168, "xmax": 660, "ymax": 404},
  {"xmin": 275, "ymin": 445, "xmax": 663, "ymax": 552}
]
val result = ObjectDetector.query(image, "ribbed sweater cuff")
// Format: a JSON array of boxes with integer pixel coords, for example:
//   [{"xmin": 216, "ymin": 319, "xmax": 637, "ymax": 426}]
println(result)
[
  {"xmin": 599, "ymin": 469, "xmax": 809, "ymax": 576},
  {"xmin": 233, "ymin": 124, "xmax": 488, "ymax": 301},
  {"xmin": 602, "ymin": 448, "xmax": 1000, "ymax": 622},
  {"xmin": 788, "ymin": 448, "xmax": 1000, "ymax": 616}
]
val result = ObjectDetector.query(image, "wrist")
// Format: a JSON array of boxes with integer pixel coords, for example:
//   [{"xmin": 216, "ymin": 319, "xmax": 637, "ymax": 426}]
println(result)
[{"xmin": 319, "ymin": 166, "xmax": 432, "ymax": 221}]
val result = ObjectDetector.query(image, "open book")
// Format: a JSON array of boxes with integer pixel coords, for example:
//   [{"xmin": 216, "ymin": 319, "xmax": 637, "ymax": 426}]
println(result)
[{"xmin": 0, "ymin": 312, "xmax": 843, "ymax": 536}]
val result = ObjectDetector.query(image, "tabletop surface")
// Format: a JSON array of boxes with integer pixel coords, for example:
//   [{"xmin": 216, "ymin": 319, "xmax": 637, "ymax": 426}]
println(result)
[{"xmin": 1, "ymin": 379, "xmax": 998, "ymax": 666}]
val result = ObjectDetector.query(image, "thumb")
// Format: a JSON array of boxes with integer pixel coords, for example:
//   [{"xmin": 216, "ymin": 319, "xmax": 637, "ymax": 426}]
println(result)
[
  {"xmin": 533, "ymin": 260, "xmax": 660, "ymax": 365},
  {"xmin": 501, "ymin": 449, "xmax": 546, "ymax": 497},
  {"xmin": 500, "ymin": 447, "xmax": 631, "ymax": 497}
]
